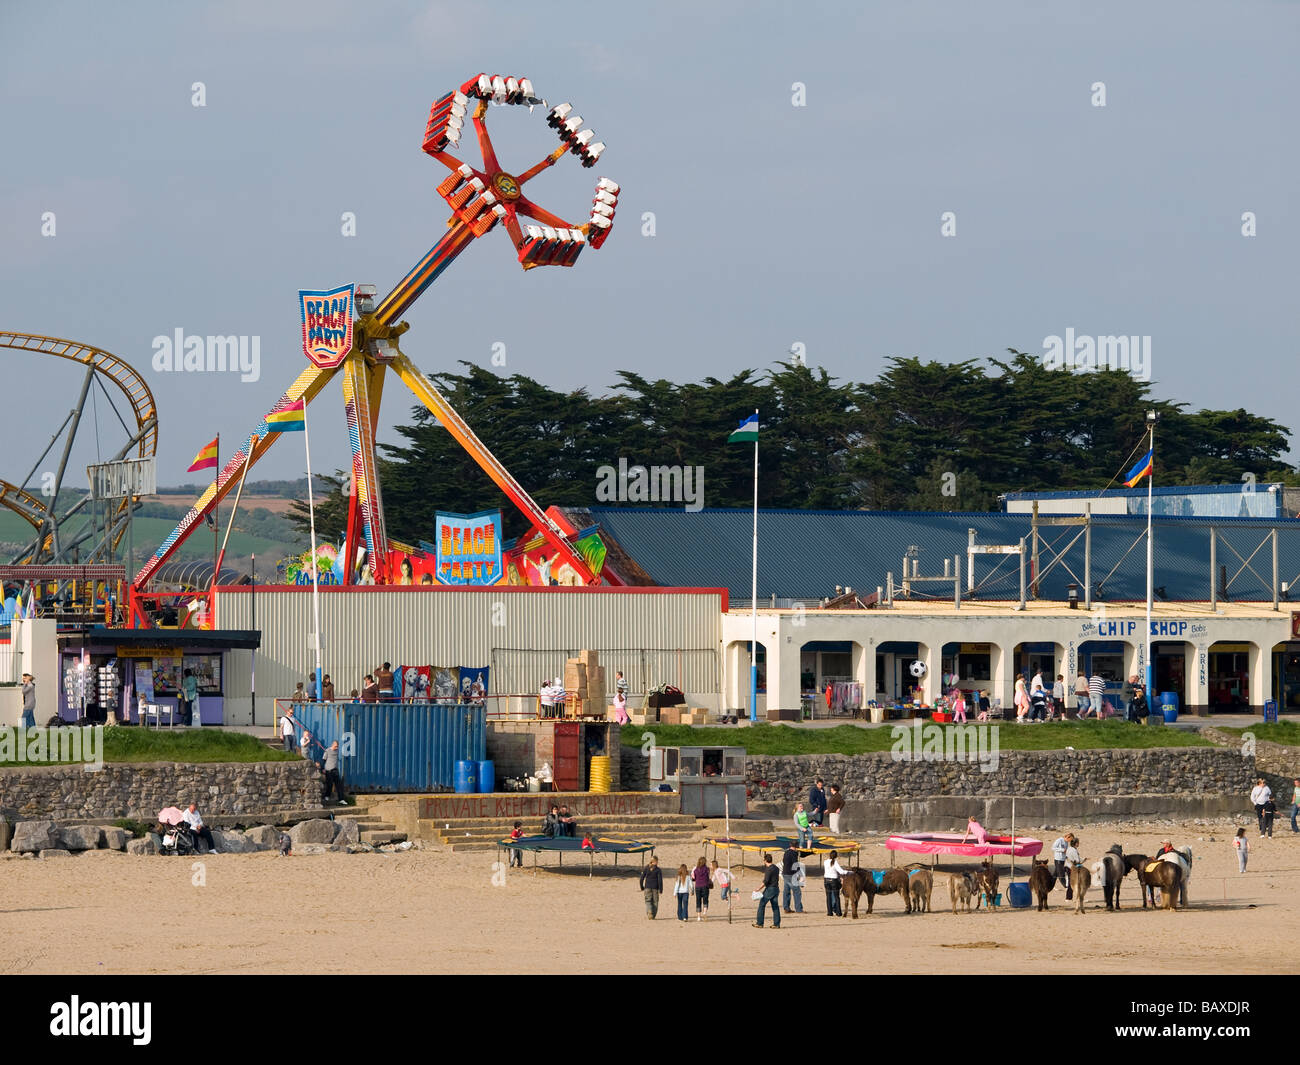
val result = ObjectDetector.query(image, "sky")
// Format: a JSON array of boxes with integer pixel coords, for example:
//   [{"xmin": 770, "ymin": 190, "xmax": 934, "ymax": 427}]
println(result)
[{"xmin": 0, "ymin": 0, "xmax": 1296, "ymax": 503}]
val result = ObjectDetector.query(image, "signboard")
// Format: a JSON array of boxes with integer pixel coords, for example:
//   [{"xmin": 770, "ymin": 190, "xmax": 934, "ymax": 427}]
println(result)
[
  {"xmin": 435, "ymin": 510, "xmax": 503, "ymax": 585},
  {"xmin": 298, "ymin": 283, "xmax": 355, "ymax": 368},
  {"xmin": 88, "ymin": 458, "xmax": 156, "ymax": 500}
]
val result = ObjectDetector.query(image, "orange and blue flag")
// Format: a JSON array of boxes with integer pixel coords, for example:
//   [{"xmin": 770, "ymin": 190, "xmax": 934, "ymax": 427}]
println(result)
[
  {"xmin": 266, "ymin": 399, "xmax": 306, "ymax": 433},
  {"xmin": 187, "ymin": 437, "xmax": 218, "ymax": 473},
  {"xmin": 1124, "ymin": 448, "xmax": 1153, "ymax": 488}
]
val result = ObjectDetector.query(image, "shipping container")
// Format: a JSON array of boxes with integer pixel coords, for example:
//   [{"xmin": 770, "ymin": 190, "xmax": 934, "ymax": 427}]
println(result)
[{"xmin": 293, "ymin": 701, "xmax": 485, "ymax": 792}]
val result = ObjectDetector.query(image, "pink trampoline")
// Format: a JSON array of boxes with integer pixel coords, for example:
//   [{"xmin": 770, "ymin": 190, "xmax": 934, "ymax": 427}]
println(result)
[{"xmin": 886, "ymin": 832, "xmax": 1043, "ymax": 858}]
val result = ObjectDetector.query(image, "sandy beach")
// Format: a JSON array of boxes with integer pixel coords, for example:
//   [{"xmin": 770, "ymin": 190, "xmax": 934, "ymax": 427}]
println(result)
[{"xmin": 2, "ymin": 818, "xmax": 1296, "ymax": 975}]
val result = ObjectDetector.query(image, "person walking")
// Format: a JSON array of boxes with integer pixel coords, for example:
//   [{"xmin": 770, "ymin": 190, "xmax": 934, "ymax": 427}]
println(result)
[
  {"xmin": 1074, "ymin": 672, "xmax": 1089, "ymax": 718},
  {"xmin": 823, "ymin": 849, "xmax": 848, "ymax": 917},
  {"xmin": 180, "ymin": 668, "xmax": 198, "ymax": 726},
  {"xmin": 639, "ymin": 855, "xmax": 663, "ymax": 920},
  {"xmin": 1251, "ymin": 778, "xmax": 1272, "ymax": 837},
  {"xmin": 1233, "ymin": 828, "xmax": 1248, "ymax": 873},
  {"xmin": 299, "ymin": 728, "xmax": 313, "ymax": 761},
  {"xmin": 1051, "ymin": 675, "xmax": 1066, "ymax": 720},
  {"xmin": 691, "ymin": 857, "xmax": 711, "ymax": 920},
  {"xmin": 1087, "ymin": 671, "xmax": 1106, "ymax": 718},
  {"xmin": 781, "ymin": 840, "xmax": 804, "ymax": 914},
  {"xmin": 1121, "ymin": 674, "xmax": 1137, "ymax": 721},
  {"xmin": 1262, "ymin": 796, "xmax": 1276, "ymax": 838},
  {"xmin": 753, "ymin": 852, "xmax": 781, "ymax": 929},
  {"xmin": 280, "ymin": 707, "xmax": 297, "ymax": 752},
  {"xmin": 321, "ymin": 740, "xmax": 344, "ymax": 805},
  {"xmin": 321, "ymin": 674, "xmax": 335, "ymax": 703},
  {"xmin": 826, "ymin": 784, "xmax": 845, "ymax": 835},
  {"xmin": 1014, "ymin": 676, "xmax": 1029, "ymax": 722},
  {"xmin": 1291, "ymin": 779, "xmax": 1300, "ymax": 834},
  {"xmin": 19, "ymin": 670, "xmax": 35, "ymax": 728},
  {"xmin": 673, "ymin": 864, "xmax": 691, "ymax": 922}
]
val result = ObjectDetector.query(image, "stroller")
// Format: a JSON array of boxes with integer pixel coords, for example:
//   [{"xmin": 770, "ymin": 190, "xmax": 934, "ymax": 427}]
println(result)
[{"xmin": 156, "ymin": 806, "xmax": 196, "ymax": 857}]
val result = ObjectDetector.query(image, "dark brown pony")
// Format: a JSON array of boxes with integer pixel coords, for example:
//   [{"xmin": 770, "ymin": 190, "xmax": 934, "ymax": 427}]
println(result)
[
  {"xmin": 1029, "ymin": 857, "xmax": 1056, "ymax": 911},
  {"xmin": 1123, "ymin": 854, "xmax": 1156, "ymax": 909},
  {"xmin": 974, "ymin": 859, "xmax": 999, "ymax": 910}
]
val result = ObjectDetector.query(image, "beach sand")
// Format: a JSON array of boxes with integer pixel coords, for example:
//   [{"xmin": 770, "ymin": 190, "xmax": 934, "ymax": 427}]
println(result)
[{"xmin": 1, "ymin": 819, "xmax": 1295, "ymax": 974}]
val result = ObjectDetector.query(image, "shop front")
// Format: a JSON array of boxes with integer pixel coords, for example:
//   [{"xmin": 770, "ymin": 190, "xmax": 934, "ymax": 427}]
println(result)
[
  {"xmin": 1271, "ymin": 643, "xmax": 1300, "ymax": 713},
  {"xmin": 56, "ymin": 627, "xmax": 259, "ymax": 724}
]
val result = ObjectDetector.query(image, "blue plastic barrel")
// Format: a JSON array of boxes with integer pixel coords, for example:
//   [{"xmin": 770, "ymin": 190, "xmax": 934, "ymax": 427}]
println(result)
[
  {"xmin": 454, "ymin": 760, "xmax": 478, "ymax": 794},
  {"xmin": 1007, "ymin": 882, "xmax": 1032, "ymax": 908},
  {"xmin": 1161, "ymin": 692, "xmax": 1179, "ymax": 723},
  {"xmin": 477, "ymin": 759, "xmax": 495, "ymax": 794}
]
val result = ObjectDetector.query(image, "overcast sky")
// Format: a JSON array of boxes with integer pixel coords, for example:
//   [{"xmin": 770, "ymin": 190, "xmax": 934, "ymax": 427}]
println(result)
[{"xmin": 1, "ymin": 0, "xmax": 1295, "ymax": 499}]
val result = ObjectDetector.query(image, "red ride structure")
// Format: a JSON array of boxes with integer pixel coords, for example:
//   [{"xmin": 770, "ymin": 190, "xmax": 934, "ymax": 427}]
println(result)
[{"xmin": 129, "ymin": 74, "xmax": 622, "ymax": 626}]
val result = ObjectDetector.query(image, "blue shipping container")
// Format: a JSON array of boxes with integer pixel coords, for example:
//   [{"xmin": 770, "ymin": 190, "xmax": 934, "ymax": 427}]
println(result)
[{"xmin": 294, "ymin": 702, "xmax": 486, "ymax": 792}]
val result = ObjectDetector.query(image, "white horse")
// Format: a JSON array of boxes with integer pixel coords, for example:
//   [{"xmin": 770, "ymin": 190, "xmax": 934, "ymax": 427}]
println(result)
[{"xmin": 1158, "ymin": 846, "xmax": 1193, "ymax": 908}]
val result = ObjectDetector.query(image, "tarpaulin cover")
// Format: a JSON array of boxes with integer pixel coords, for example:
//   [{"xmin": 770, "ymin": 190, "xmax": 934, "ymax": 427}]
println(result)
[
  {"xmin": 502, "ymin": 835, "xmax": 655, "ymax": 854},
  {"xmin": 886, "ymin": 833, "xmax": 1043, "ymax": 858}
]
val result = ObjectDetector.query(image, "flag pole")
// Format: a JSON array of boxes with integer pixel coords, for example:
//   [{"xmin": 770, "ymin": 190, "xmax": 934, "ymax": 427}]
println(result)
[
  {"xmin": 212, "ymin": 434, "xmax": 219, "ymax": 597},
  {"xmin": 304, "ymin": 406, "xmax": 324, "ymax": 703},
  {"xmin": 214, "ymin": 445, "xmax": 253, "ymax": 586},
  {"xmin": 750, "ymin": 408, "xmax": 758, "ymax": 723},
  {"xmin": 1145, "ymin": 414, "xmax": 1155, "ymax": 698}
]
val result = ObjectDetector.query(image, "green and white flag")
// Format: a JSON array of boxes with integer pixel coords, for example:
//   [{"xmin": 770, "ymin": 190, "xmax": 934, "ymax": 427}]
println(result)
[{"xmin": 728, "ymin": 412, "xmax": 758, "ymax": 443}]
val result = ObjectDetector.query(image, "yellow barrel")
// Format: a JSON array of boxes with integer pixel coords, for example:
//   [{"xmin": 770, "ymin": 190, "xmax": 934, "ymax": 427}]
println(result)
[{"xmin": 589, "ymin": 755, "xmax": 611, "ymax": 793}]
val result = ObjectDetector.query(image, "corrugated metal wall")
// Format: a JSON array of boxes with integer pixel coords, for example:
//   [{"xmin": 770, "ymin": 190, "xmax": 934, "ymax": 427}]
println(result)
[
  {"xmin": 294, "ymin": 701, "xmax": 485, "ymax": 792},
  {"xmin": 217, "ymin": 588, "xmax": 723, "ymax": 723}
]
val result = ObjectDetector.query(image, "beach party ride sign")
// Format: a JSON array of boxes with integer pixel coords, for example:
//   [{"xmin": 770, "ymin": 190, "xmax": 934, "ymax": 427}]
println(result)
[
  {"xmin": 298, "ymin": 283, "xmax": 355, "ymax": 368},
  {"xmin": 436, "ymin": 509, "xmax": 503, "ymax": 585}
]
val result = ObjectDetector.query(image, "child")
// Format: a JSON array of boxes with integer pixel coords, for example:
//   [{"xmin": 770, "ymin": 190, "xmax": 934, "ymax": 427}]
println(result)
[
  {"xmin": 674, "ymin": 864, "xmax": 691, "ymax": 922},
  {"xmin": 509, "ymin": 820, "xmax": 524, "ymax": 868},
  {"xmin": 613, "ymin": 690, "xmax": 629, "ymax": 726},
  {"xmin": 691, "ymin": 856, "xmax": 711, "ymax": 920},
  {"xmin": 581, "ymin": 832, "xmax": 595, "ymax": 851},
  {"xmin": 976, "ymin": 690, "xmax": 990, "ymax": 723},
  {"xmin": 1233, "ymin": 827, "xmax": 1248, "ymax": 873},
  {"xmin": 952, "ymin": 689, "xmax": 967, "ymax": 723},
  {"xmin": 710, "ymin": 859, "xmax": 732, "ymax": 901},
  {"xmin": 1262, "ymin": 798, "xmax": 1276, "ymax": 838}
]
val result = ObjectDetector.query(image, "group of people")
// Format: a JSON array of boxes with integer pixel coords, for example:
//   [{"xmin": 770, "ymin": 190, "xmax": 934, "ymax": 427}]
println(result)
[
  {"xmin": 751, "ymin": 841, "xmax": 852, "ymax": 928},
  {"xmin": 539, "ymin": 671, "xmax": 630, "ymax": 720},
  {"xmin": 277, "ymin": 706, "xmax": 346, "ymax": 805},
  {"xmin": 1004, "ymin": 670, "xmax": 1163, "ymax": 723},
  {"xmin": 1249, "ymin": 776, "xmax": 1300, "ymax": 839},
  {"xmin": 637, "ymin": 856, "xmax": 735, "ymax": 921}
]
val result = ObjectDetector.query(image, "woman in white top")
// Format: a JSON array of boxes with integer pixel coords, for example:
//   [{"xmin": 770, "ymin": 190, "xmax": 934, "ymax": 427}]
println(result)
[{"xmin": 822, "ymin": 849, "xmax": 849, "ymax": 917}]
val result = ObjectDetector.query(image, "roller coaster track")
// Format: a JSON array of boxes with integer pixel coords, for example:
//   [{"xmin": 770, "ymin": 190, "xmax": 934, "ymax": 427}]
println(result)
[
  {"xmin": 0, "ymin": 479, "xmax": 52, "ymax": 562},
  {"xmin": 0, "ymin": 333, "xmax": 158, "ymax": 563}
]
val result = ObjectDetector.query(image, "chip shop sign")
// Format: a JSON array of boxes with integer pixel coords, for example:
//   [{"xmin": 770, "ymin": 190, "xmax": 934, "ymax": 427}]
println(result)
[
  {"xmin": 436, "ymin": 510, "xmax": 502, "ymax": 585},
  {"xmin": 1079, "ymin": 619, "xmax": 1192, "ymax": 639}
]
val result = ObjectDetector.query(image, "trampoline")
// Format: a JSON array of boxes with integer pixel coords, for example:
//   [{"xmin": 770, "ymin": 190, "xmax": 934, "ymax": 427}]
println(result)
[
  {"xmin": 496, "ymin": 834, "xmax": 656, "ymax": 877},
  {"xmin": 886, "ymin": 833, "xmax": 1043, "ymax": 859},
  {"xmin": 703, "ymin": 834, "xmax": 861, "ymax": 869}
]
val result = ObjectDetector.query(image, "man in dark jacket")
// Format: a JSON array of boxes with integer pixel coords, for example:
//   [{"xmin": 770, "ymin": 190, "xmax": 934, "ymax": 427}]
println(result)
[
  {"xmin": 808, "ymin": 778, "xmax": 827, "ymax": 827},
  {"xmin": 781, "ymin": 841, "xmax": 803, "ymax": 913},
  {"xmin": 753, "ymin": 853, "xmax": 781, "ymax": 928},
  {"xmin": 639, "ymin": 856, "xmax": 663, "ymax": 919}
]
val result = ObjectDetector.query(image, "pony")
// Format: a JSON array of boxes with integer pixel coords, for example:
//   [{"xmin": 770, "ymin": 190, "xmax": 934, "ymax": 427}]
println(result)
[
  {"xmin": 907, "ymin": 868, "xmax": 934, "ymax": 913},
  {"xmin": 1130, "ymin": 853, "xmax": 1182, "ymax": 911},
  {"xmin": 1158, "ymin": 847, "xmax": 1193, "ymax": 908},
  {"xmin": 1029, "ymin": 857, "xmax": 1056, "ymax": 911},
  {"xmin": 1091, "ymin": 844, "xmax": 1125, "ymax": 910},
  {"xmin": 1070, "ymin": 864, "xmax": 1092, "ymax": 913},
  {"xmin": 839, "ymin": 868, "xmax": 912, "ymax": 917},
  {"xmin": 973, "ymin": 859, "xmax": 999, "ymax": 910},
  {"xmin": 949, "ymin": 872, "xmax": 976, "ymax": 914},
  {"xmin": 1123, "ymin": 853, "xmax": 1167, "ymax": 909}
]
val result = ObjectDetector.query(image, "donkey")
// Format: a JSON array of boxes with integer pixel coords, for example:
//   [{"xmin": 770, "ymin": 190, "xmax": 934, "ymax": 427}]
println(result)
[
  {"xmin": 974, "ymin": 859, "xmax": 999, "ymax": 911},
  {"xmin": 1093, "ymin": 844, "xmax": 1125, "ymax": 910},
  {"xmin": 950, "ymin": 872, "xmax": 976, "ymax": 914},
  {"xmin": 907, "ymin": 868, "xmax": 934, "ymax": 913},
  {"xmin": 1158, "ymin": 847, "xmax": 1193, "ymax": 908},
  {"xmin": 1070, "ymin": 864, "xmax": 1092, "ymax": 913},
  {"xmin": 1029, "ymin": 857, "xmax": 1056, "ymax": 911},
  {"xmin": 840, "ymin": 868, "xmax": 912, "ymax": 917}
]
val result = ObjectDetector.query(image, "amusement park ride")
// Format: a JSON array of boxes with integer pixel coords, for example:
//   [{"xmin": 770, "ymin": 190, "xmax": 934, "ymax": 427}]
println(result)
[{"xmin": 123, "ymin": 74, "xmax": 622, "ymax": 627}]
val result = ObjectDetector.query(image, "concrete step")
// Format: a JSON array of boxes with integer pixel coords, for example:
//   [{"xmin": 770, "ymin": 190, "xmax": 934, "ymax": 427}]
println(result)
[
  {"xmin": 361, "ymin": 830, "xmax": 407, "ymax": 844},
  {"xmin": 432, "ymin": 816, "xmax": 702, "ymax": 831}
]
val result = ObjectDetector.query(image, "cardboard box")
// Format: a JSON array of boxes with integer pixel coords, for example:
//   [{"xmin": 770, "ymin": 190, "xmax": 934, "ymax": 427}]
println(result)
[
  {"xmin": 579, "ymin": 649, "xmax": 600, "ymax": 670},
  {"xmin": 659, "ymin": 706, "xmax": 681, "ymax": 725}
]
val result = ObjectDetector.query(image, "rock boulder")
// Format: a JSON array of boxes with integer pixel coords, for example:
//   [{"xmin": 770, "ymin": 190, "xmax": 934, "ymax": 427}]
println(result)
[
  {"xmin": 290, "ymin": 819, "xmax": 336, "ymax": 845},
  {"xmin": 101, "ymin": 828, "xmax": 128, "ymax": 851},
  {"xmin": 11, "ymin": 821, "xmax": 62, "ymax": 853},
  {"xmin": 60, "ymin": 825, "xmax": 104, "ymax": 851}
]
